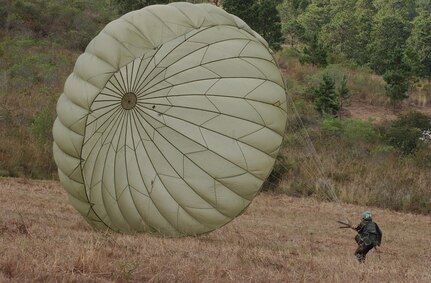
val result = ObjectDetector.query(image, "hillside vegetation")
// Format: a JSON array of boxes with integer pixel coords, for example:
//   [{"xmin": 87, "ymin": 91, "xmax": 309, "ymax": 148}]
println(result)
[{"xmin": 0, "ymin": 0, "xmax": 430, "ymax": 214}]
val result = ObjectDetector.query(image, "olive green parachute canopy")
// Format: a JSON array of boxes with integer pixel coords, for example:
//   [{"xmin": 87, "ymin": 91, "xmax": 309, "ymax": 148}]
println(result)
[{"xmin": 53, "ymin": 2, "xmax": 287, "ymax": 236}]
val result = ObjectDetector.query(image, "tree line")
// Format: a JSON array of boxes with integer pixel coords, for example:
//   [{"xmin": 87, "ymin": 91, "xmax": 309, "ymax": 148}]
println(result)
[{"xmin": 279, "ymin": 0, "xmax": 431, "ymax": 105}]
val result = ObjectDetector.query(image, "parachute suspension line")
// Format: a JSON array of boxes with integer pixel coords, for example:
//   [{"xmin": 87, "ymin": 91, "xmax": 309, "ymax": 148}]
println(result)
[{"xmin": 283, "ymin": 93, "xmax": 351, "ymax": 224}]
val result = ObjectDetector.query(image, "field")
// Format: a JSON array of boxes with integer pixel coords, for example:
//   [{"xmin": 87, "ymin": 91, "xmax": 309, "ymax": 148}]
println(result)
[{"xmin": 1, "ymin": 177, "xmax": 430, "ymax": 282}]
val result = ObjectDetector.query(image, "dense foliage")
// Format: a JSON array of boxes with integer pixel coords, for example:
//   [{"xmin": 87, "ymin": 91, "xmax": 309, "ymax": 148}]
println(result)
[
  {"xmin": 278, "ymin": 0, "xmax": 431, "ymax": 104},
  {"xmin": 223, "ymin": 0, "xmax": 284, "ymax": 50},
  {"xmin": 384, "ymin": 111, "xmax": 431, "ymax": 154}
]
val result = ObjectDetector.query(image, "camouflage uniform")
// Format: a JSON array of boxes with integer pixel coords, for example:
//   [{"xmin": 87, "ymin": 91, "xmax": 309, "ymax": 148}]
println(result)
[{"xmin": 354, "ymin": 219, "xmax": 382, "ymax": 263}]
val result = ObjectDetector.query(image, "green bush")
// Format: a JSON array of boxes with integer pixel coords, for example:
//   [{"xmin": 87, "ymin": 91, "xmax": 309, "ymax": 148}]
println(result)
[
  {"xmin": 392, "ymin": 111, "xmax": 431, "ymax": 130},
  {"xmin": 385, "ymin": 126, "xmax": 422, "ymax": 154},
  {"xmin": 384, "ymin": 111, "xmax": 431, "ymax": 154},
  {"xmin": 321, "ymin": 117, "xmax": 343, "ymax": 136},
  {"xmin": 321, "ymin": 118, "xmax": 379, "ymax": 142},
  {"xmin": 343, "ymin": 120, "xmax": 379, "ymax": 142},
  {"xmin": 31, "ymin": 107, "xmax": 53, "ymax": 141},
  {"xmin": 280, "ymin": 47, "xmax": 301, "ymax": 59}
]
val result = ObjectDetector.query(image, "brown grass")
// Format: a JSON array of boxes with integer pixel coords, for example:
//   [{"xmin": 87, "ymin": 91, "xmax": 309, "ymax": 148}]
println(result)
[
  {"xmin": 278, "ymin": 130, "xmax": 431, "ymax": 214},
  {"xmin": 1, "ymin": 177, "xmax": 430, "ymax": 282}
]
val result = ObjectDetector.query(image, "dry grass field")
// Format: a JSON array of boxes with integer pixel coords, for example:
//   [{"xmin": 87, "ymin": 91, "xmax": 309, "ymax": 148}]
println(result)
[{"xmin": 0, "ymin": 177, "xmax": 430, "ymax": 282}]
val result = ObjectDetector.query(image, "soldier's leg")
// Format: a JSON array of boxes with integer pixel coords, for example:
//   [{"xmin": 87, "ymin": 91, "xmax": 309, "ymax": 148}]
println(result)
[
  {"xmin": 355, "ymin": 244, "xmax": 367, "ymax": 263},
  {"xmin": 355, "ymin": 244, "xmax": 374, "ymax": 263},
  {"xmin": 362, "ymin": 244, "xmax": 374, "ymax": 259}
]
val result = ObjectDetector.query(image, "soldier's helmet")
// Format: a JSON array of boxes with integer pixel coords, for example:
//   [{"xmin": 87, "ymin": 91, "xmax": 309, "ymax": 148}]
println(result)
[{"xmin": 362, "ymin": 211, "xmax": 372, "ymax": 220}]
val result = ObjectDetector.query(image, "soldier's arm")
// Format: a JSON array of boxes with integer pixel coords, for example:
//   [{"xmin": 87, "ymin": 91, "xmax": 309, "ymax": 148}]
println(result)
[{"xmin": 355, "ymin": 222, "xmax": 364, "ymax": 232}]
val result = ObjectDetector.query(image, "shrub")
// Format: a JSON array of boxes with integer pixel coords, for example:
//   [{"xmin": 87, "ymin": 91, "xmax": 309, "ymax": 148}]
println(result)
[
  {"xmin": 280, "ymin": 47, "xmax": 300, "ymax": 59},
  {"xmin": 385, "ymin": 126, "xmax": 422, "ymax": 154},
  {"xmin": 321, "ymin": 118, "xmax": 379, "ymax": 142},
  {"xmin": 343, "ymin": 120, "xmax": 379, "ymax": 142},
  {"xmin": 31, "ymin": 107, "xmax": 53, "ymax": 141},
  {"xmin": 300, "ymin": 34, "xmax": 327, "ymax": 67},
  {"xmin": 384, "ymin": 111, "xmax": 431, "ymax": 154},
  {"xmin": 321, "ymin": 117, "xmax": 343, "ymax": 136},
  {"xmin": 392, "ymin": 111, "xmax": 431, "ymax": 130},
  {"xmin": 312, "ymin": 74, "xmax": 340, "ymax": 116},
  {"xmin": 383, "ymin": 69, "xmax": 410, "ymax": 106}
]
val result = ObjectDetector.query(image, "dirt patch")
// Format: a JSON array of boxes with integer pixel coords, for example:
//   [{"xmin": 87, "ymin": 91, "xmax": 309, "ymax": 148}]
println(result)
[
  {"xmin": 346, "ymin": 103, "xmax": 397, "ymax": 122},
  {"xmin": 346, "ymin": 102, "xmax": 431, "ymax": 123}
]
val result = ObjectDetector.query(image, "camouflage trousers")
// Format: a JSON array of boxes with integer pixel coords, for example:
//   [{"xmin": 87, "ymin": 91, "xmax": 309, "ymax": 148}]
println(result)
[{"xmin": 355, "ymin": 244, "xmax": 374, "ymax": 263}]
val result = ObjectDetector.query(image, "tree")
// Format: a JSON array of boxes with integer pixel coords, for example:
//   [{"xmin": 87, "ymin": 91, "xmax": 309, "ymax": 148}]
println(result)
[
  {"xmin": 320, "ymin": 5, "xmax": 357, "ymax": 60},
  {"xmin": 416, "ymin": 0, "xmax": 431, "ymax": 12},
  {"xmin": 368, "ymin": 15, "xmax": 411, "ymax": 75},
  {"xmin": 404, "ymin": 11, "xmax": 431, "ymax": 80},
  {"xmin": 352, "ymin": 0, "xmax": 377, "ymax": 64},
  {"xmin": 374, "ymin": 0, "xmax": 417, "ymax": 21},
  {"xmin": 255, "ymin": 0, "xmax": 284, "ymax": 50},
  {"xmin": 297, "ymin": 0, "xmax": 331, "ymax": 44},
  {"xmin": 278, "ymin": 0, "xmax": 310, "ymax": 46},
  {"xmin": 383, "ymin": 68, "xmax": 410, "ymax": 107},
  {"xmin": 337, "ymin": 75, "xmax": 350, "ymax": 117},
  {"xmin": 224, "ymin": 0, "xmax": 284, "ymax": 51},
  {"xmin": 222, "ymin": 0, "xmax": 258, "ymax": 29},
  {"xmin": 300, "ymin": 34, "xmax": 327, "ymax": 66},
  {"xmin": 113, "ymin": 0, "xmax": 170, "ymax": 14},
  {"xmin": 312, "ymin": 74, "xmax": 340, "ymax": 116}
]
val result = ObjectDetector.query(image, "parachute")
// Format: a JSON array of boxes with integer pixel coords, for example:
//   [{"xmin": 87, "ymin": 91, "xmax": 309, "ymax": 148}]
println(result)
[{"xmin": 53, "ymin": 2, "xmax": 287, "ymax": 236}]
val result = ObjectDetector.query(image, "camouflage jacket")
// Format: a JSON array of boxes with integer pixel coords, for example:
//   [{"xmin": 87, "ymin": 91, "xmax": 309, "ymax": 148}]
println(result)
[{"xmin": 355, "ymin": 220, "xmax": 382, "ymax": 246}]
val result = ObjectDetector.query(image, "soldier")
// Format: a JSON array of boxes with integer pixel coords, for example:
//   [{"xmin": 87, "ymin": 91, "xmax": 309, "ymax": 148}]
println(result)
[{"xmin": 354, "ymin": 211, "xmax": 382, "ymax": 263}]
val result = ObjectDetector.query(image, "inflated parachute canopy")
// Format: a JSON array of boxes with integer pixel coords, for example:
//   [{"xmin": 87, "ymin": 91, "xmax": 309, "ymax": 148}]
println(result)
[{"xmin": 53, "ymin": 2, "xmax": 287, "ymax": 236}]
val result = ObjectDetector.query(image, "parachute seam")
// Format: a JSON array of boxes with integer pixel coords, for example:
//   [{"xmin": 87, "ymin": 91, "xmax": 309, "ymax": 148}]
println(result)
[
  {"xmin": 133, "ymin": 26, "xmax": 215, "ymax": 95},
  {"xmin": 84, "ymin": 49, "xmax": 118, "ymax": 71},
  {"xmin": 98, "ymin": 91, "xmax": 122, "ymax": 99},
  {"xmin": 131, "ymin": 108, "xmax": 214, "ymax": 231},
  {"xmin": 83, "ymin": 106, "xmax": 123, "ymax": 148},
  {"xmin": 237, "ymin": 141, "xmax": 250, "ymax": 171},
  {"xmin": 147, "ymin": 10, "xmax": 178, "ymax": 38},
  {"xmin": 117, "ymin": 111, "xmax": 144, "ymax": 229},
  {"xmin": 106, "ymin": 78, "xmax": 127, "ymax": 98},
  {"xmin": 133, "ymin": 26, "xmax": 256, "ymax": 95},
  {"xmin": 172, "ymin": 5, "xmax": 203, "ymax": 28},
  {"xmin": 133, "ymin": 106, "xmax": 241, "ymax": 217},
  {"xmin": 100, "ymin": 29, "xmax": 141, "ymax": 62},
  {"xmin": 104, "ymin": 109, "xmax": 132, "ymax": 229},
  {"xmin": 54, "ymin": 121, "xmax": 82, "ymax": 158},
  {"xmin": 132, "ymin": 54, "xmax": 157, "ymax": 94},
  {"xmin": 82, "ymin": 105, "xmax": 125, "ymax": 229},
  {"xmin": 137, "ymin": 101, "xmax": 283, "ymax": 149},
  {"xmin": 112, "ymin": 73, "xmax": 127, "ymax": 95},
  {"xmin": 129, "ymin": 110, "xmax": 176, "ymax": 233},
  {"xmin": 120, "ymin": 18, "xmax": 157, "ymax": 48},
  {"xmin": 57, "ymin": 167, "xmax": 85, "ymax": 198},
  {"xmin": 134, "ymin": 105, "xmax": 262, "ymax": 199},
  {"xmin": 141, "ymin": 54, "xmax": 279, "ymax": 96},
  {"xmin": 139, "ymin": 77, "xmax": 283, "ymax": 108},
  {"xmin": 118, "ymin": 66, "xmax": 130, "ymax": 94}
]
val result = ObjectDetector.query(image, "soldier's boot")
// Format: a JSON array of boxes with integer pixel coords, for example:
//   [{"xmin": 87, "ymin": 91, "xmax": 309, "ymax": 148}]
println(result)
[{"xmin": 356, "ymin": 253, "xmax": 365, "ymax": 263}]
